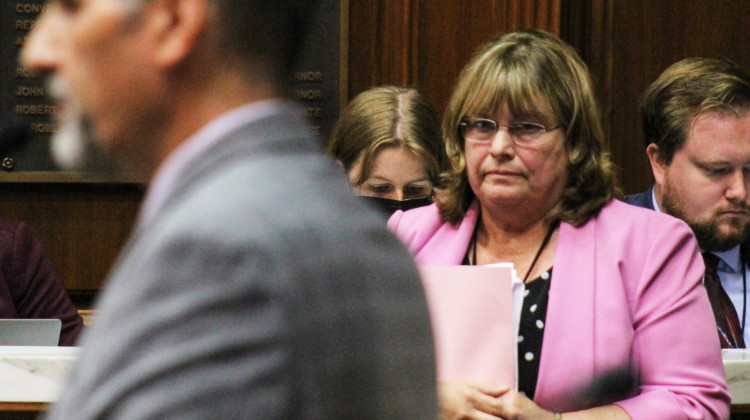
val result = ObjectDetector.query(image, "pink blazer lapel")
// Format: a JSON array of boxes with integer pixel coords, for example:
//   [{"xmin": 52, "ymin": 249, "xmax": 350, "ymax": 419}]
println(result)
[
  {"xmin": 534, "ymin": 220, "xmax": 598, "ymax": 410},
  {"xmin": 413, "ymin": 201, "xmax": 480, "ymax": 265}
]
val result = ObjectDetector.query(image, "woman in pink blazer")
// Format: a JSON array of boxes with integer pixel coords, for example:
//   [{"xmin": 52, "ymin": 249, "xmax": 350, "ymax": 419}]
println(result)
[{"xmin": 389, "ymin": 30, "xmax": 729, "ymax": 419}]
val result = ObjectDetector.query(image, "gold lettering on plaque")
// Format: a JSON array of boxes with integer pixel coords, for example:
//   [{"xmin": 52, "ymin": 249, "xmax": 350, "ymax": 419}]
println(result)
[
  {"xmin": 293, "ymin": 71, "xmax": 323, "ymax": 82},
  {"xmin": 15, "ymin": 20, "xmax": 36, "ymax": 30},
  {"xmin": 15, "ymin": 104, "xmax": 57, "ymax": 115},
  {"xmin": 15, "ymin": 86, "xmax": 45, "ymax": 97},
  {"xmin": 294, "ymin": 89, "xmax": 323, "ymax": 100},
  {"xmin": 16, "ymin": 3, "xmax": 47, "ymax": 14},
  {"xmin": 29, "ymin": 122, "xmax": 58, "ymax": 134},
  {"xmin": 16, "ymin": 67, "xmax": 40, "ymax": 78},
  {"xmin": 301, "ymin": 107, "xmax": 322, "ymax": 118}
]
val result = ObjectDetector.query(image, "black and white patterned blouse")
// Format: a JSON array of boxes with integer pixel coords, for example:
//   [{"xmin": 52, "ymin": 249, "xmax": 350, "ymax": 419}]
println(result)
[{"xmin": 518, "ymin": 268, "xmax": 552, "ymax": 399}]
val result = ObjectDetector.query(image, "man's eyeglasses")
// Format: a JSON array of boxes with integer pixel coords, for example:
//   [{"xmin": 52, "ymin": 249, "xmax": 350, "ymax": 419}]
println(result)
[{"xmin": 459, "ymin": 117, "xmax": 562, "ymax": 145}]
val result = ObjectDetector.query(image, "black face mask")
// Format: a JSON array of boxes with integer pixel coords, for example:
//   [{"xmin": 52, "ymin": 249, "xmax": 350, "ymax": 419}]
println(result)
[{"xmin": 359, "ymin": 195, "xmax": 434, "ymax": 217}]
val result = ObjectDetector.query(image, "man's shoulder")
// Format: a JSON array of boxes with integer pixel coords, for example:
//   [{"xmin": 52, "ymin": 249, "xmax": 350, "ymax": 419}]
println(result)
[
  {"xmin": 624, "ymin": 187, "xmax": 654, "ymax": 210},
  {"xmin": 0, "ymin": 220, "xmax": 21, "ymax": 234},
  {"xmin": 148, "ymin": 104, "xmax": 323, "ymax": 222},
  {"xmin": 157, "ymin": 150, "xmax": 392, "ymax": 249},
  {"xmin": 0, "ymin": 221, "xmax": 34, "ymax": 251}
]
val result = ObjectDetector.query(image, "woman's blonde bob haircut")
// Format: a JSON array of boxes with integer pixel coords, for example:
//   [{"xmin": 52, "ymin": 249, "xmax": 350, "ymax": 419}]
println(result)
[
  {"xmin": 439, "ymin": 30, "xmax": 619, "ymax": 225},
  {"xmin": 327, "ymin": 86, "xmax": 447, "ymax": 188}
]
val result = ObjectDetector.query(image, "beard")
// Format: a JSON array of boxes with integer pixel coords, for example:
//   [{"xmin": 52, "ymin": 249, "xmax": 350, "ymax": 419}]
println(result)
[
  {"xmin": 660, "ymin": 184, "xmax": 750, "ymax": 252},
  {"xmin": 48, "ymin": 77, "xmax": 120, "ymax": 175}
]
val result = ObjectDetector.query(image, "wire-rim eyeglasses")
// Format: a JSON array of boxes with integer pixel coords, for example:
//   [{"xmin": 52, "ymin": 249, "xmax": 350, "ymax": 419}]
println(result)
[{"xmin": 459, "ymin": 117, "xmax": 562, "ymax": 145}]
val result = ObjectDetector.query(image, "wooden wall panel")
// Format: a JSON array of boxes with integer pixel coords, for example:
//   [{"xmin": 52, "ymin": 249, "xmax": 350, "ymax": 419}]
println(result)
[
  {"xmin": 347, "ymin": 0, "xmax": 417, "ymax": 92},
  {"xmin": 415, "ymin": 0, "xmax": 560, "ymax": 114},
  {"xmin": 351, "ymin": 0, "xmax": 750, "ymax": 195},
  {"xmin": 566, "ymin": 0, "xmax": 750, "ymax": 194},
  {"xmin": 348, "ymin": 0, "xmax": 562, "ymax": 113},
  {"xmin": 0, "ymin": 183, "xmax": 143, "ymax": 305}
]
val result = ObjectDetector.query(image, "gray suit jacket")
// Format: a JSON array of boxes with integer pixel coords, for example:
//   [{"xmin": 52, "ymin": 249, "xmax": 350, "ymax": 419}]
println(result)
[{"xmin": 46, "ymin": 103, "xmax": 437, "ymax": 419}]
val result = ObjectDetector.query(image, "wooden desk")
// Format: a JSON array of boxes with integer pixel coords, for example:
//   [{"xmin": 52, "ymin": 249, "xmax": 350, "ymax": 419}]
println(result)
[
  {"xmin": 0, "ymin": 402, "xmax": 46, "ymax": 420},
  {"xmin": 0, "ymin": 346, "xmax": 78, "ymax": 419}
]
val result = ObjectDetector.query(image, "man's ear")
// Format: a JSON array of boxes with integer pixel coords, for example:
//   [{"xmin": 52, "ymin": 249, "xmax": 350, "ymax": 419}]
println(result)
[
  {"xmin": 148, "ymin": 0, "xmax": 209, "ymax": 70},
  {"xmin": 646, "ymin": 143, "xmax": 667, "ymax": 185}
]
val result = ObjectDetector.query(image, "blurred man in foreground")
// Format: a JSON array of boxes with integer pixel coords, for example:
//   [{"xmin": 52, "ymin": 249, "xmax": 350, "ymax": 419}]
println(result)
[{"xmin": 22, "ymin": 0, "xmax": 437, "ymax": 418}]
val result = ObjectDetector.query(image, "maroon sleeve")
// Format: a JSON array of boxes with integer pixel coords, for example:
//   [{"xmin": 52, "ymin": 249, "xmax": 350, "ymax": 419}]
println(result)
[{"xmin": 4, "ymin": 221, "xmax": 83, "ymax": 346}]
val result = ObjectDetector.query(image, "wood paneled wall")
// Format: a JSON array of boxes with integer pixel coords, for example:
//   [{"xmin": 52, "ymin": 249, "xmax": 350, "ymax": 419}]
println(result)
[
  {"xmin": 0, "ymin": 182, "xmax": 143, "ymax": 306},
  {"xmin": 349, "ymin": 0, "xmax": 562, "ymax": 116},
  {"xmin": 2, "ymin": 0, "xmax": 750, "ymax": 298},
  {"xmin": 598, "ymin": 0, "xmax": 750, "ymax": 194},
  {"xmin": 349, "ymin": 0, "xmax": 750, "ymax": 194}
]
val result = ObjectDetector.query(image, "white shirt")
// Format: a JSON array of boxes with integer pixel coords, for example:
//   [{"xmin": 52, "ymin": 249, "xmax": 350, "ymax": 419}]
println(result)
[{"xmin": 651, "ymin": 189, "xmax": 749, "ymax": 343}]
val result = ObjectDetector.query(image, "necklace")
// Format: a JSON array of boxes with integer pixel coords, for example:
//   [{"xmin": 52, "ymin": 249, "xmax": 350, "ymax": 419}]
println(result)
[{"xmin": 469, "ymin": 217, "xmax": 560, "ymax": 282}]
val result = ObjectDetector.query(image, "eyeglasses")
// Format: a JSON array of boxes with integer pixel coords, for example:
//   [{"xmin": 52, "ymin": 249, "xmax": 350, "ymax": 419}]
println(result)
[{"xmin": 459, "ymin": 117, "xmax": 562, "ymax": 145}]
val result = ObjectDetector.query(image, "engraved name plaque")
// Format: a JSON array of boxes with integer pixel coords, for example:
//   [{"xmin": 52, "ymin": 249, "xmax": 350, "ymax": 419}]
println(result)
[{"xmin": 0, "ymin": 0, "xmax": 346, "ymax": 179}]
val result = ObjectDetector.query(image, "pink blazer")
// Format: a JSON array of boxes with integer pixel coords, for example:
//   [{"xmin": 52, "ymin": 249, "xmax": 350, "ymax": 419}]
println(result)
[{"xmin": 388, "ymin": 199, "xmax": 730, "ymax": 420}]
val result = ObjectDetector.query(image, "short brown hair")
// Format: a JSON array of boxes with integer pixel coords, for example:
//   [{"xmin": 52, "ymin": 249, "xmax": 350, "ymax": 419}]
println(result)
[
  {"xmin": 211, "ymin": 0, "xmax": 318, "ymax": 85},
  {"xmin": 641, "ymin": 57, "xmax": 750, "ymax": 164},
  {"xmin": 327, "ymin": 86, "xmax": 447, "ymax": 187},
  {"xmin": 439, "ymin": 30, "xmax": 618, "ymax": 225}
]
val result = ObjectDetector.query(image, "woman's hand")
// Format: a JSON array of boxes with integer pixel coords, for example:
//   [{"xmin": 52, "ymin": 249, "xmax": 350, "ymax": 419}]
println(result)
[
  {"xmin": 438, "ymin": 380, "xmax": 554, "ymax": 419},
  {"xmin": 490, "ymin": 388, "xmax": 557, "ymax": 420},
  {"xmin": 439, "ymin": 381, "xmax": 508, "ymax": 419},
  {"xmin": 439, "ymin": 380, "xmax": 631, "ymax": 420}
]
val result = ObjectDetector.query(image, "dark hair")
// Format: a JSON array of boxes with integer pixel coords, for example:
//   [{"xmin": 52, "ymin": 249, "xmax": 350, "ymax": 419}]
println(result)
[
  {"xmin": 211, "ymin": 0, "xmax": 318, "ymax": 83},
  {"xmin": 641, "ymin": 57, "xmax": 750, "ymax": 164},
  {"xmin": 439, "ymin": 30, "xmax": 618, "ymax": 226}
]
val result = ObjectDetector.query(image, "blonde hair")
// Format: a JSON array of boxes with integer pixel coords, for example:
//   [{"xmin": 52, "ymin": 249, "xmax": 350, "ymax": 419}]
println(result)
[
  {"xmin": 439, "ymin": 30, "xmax": 619, "ymax": 225},
  {"xmin": 328, "ymin": 86, "xmax": 447, "ymax": 186}
]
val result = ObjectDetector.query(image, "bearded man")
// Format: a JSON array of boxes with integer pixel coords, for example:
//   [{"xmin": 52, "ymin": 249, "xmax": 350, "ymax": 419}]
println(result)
[{"xmin": 627, "ymin": 57, "xmax": 750, "ymax": 349}]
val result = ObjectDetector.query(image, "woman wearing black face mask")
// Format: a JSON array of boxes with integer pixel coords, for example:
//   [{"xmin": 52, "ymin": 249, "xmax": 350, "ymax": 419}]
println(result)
[{"xmin": 327, "ymin": 86, "xmax": 448, "ymax": 216}]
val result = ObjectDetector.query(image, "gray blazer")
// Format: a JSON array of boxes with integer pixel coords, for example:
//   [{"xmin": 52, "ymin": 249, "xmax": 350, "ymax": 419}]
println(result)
[{"xmin": 46, "ymin": 103, "xmax": 437, "ymax": 419}]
